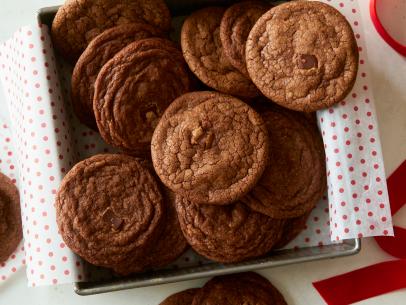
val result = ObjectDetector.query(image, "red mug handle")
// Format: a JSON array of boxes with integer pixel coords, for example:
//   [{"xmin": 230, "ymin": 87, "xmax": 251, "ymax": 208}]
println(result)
[{"xmin": 370, "ymin": 0, "xmax": 406, "ymax": 56}]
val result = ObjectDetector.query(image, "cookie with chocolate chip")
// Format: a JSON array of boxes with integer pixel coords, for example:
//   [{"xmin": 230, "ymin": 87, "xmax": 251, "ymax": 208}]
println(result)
[
  {"xmin": 242, "ymin": 102, "xmax": 326, "ymax": 219},
  {"xmin": 181, "ymin": 7, "xmax": 259, "ymax": 98},
  {"xmin": 246, "ymin": 1, "xmax": 358, "ymax": 111},
  {"xmin": 220, "ymin": 1, "xmax": 270, "ymax": 77},
  {"xmin": 71, "ymin": 23, "xmax": 163, "ymax": 130},
  {"xmin": 0, "ymin": 172, "xmax": 22, "ymax": 263},
  {"xmin": 151, "ymin": 91, "xmax": 269, "ymax": 205},
  {"xmin": 192, "ymin": 272, "xmax": 288, "ymax": 305},
  {"xmin": 94, "ymin": 38, "xmax": 192, "ymax": 155},
  {"xmin": 51, "ymin": 0, "xmax": 171, "ymax": 61},
  {"xmin": 55, "ymin": 154, "xmax": 164, "ymax": 270},
  {"xmin": 176, "ymin": 196, "xmax": 284, "ymax": 263}
]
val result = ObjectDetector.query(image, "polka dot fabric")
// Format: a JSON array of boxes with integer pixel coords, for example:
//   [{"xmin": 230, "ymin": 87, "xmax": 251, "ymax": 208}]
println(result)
[
  {"xmin": 317, "ymin": 0, "xmax": 393, "ymax": 240},
  {"xmin": 0, "ymin": 117, "xmax": 25, "ymax": 284},
  {"xmin": 285, "ymin": 195, "xmax": 334, "ymax": 249},
  {"xmin": 0, "ymin": 26, "xmax": 88, "ymax": 287}
]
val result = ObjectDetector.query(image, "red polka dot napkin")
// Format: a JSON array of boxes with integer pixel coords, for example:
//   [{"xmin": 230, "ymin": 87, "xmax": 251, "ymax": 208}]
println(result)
[
  {"xmin": 317, "ymin": 0, "xmax": 394, "ymax": 241},
  {"xmin": 0, "ymin": 0, "xmax": 393, "ymax": 287},
  {"xmin": 313, "ymin": 160, "xmax": 406, "ymax": 305},
  {"xmin": 0, "ymin": 26, "xmax": 90, "ymax": 286}
]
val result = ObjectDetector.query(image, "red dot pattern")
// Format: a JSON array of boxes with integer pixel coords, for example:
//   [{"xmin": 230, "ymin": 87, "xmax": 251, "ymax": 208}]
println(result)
[
  {"xmin": 317, "ymin": 1, "xmax": 393, "ymax": 241},
  {"xmin": 0, "ymin": 25, "xmax": 101, "ymax": 286},
  {"xmin": 284, "ymin": 195, "xmax": 333, "ymax": 249}
]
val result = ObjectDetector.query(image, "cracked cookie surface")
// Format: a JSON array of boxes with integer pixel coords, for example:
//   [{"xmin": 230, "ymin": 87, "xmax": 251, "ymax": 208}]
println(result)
[
  {"xmin": 55, "ymin": 154, "xmax": 164, "ymax": 269},
  {"xmin": 51, "ymin": 0, "xmax": 171, "ymax": 61},
  {"xmin": 71, "ymin": 23, "xmax": 163, "ymax": 130},
  {"xmin": 94, "ymin": 38, "xmax": 192, "ymax": 155},
  {"xmin": 151, "ymin": 91, "xmax": 269, "ymax": 205},
  {"xmin": 181, "ymin": 7, "xmax": 259, "ymax": 98},
  {"xmin": 242, "ymin": 102, "xmax": 326, "ymax": 219},
  {"xmin": 0, "ymin": 172, "xmax": 22, "ymax": 263},
  {"xmin": 246, "ymin": 1, "xmax": 358, "ymax": 111},
  {"xmin": 176, "ymin": 196, "xmax": 284, "ymax": 263},
  {"xmin": 220, "ymin": 1, "xmax": 270, "ymax": 77},
  {"xmin": 192, "ymin": 272, "xmax": 288, "ymax": 305}
]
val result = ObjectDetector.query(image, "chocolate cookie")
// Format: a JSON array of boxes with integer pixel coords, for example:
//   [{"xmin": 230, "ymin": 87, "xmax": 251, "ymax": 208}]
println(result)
[
  {"xmin": 192, "ymin": 272, "xmax": 287, "ymax": 305},
  {"xmin": 246, "ymin": 1, "xmax": 358, "ymax": 111},
  {"xmin": 176, "ymin": 196, "xmax": 284, "ymax": 263},
  {"xmin": 94, "ymin": 38, "xmax": 192, "ymax": 155},
  {"xmin": 0, "ymin": 173, "xmax": 22, "ymax": 263},
  {"xmin": 71, "ymin": 23, "xmax": 163, "ymax": 130},
  {"xmin": 242, "ymin": 103, "xmax": 326, "ymax": 218},
  {"xmin": 142, "ymin": 189, "xmax": 188, "ymax": 269},
  {"xmin": 159, "ymin": 288, "xmax": 200, "ymax": 305},
  {"xmin": 181, "ymin": 7, "xmax": 259, "ymax": 98},
  {"xmin": 55, "ymin": 154, "xmax": 164, "ymax": 269},
  {"xmin": 51, "ymin": 0, "xmax": 171, "ymax": 61},
  {"xmin": 220, "ymin": 1, "xmax": 270, "ymax": 77},
  {"xmin": 151, "ymin": 91, "xmax": 269, "ymax": 205},
  {"xmin": 114, "ymin": 188, "xmax": 188, "ymax": 274},
  {"xmin": 274, "ymin": 212, "xmax": 311, "ymax": 249}
]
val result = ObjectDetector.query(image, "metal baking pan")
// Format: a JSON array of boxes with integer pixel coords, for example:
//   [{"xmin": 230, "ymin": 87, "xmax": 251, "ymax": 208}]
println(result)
[
  {"xmin": 37, "ymin": 1, "xmax": 361, "ymax": 296},
  {"xmin": 73, "ymin": 239, "xmax": 360, "ymax": 295}
]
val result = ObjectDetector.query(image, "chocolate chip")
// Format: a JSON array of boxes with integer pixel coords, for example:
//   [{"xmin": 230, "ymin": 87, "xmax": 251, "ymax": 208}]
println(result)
[
  {"xmin": 102, "ymin": 208, "xmax": 123, "ymax": 230},
  {"xmin": 191, "ymin": 126, "xmax": 204, "ymax": 144},
  {"xmin": 191, "ymin": 127, "xmax": 215, "ymax": 149},
  {"xmin": 204, "ymin": 132, "xmax": 214, "ymax": 149},
  {"xmin": 141, "ymin": 104, "xmax": 158, "ymax": 122},
  {"xmin": 111, "ymin": 216, "xmax": 123, "ymax": 230},
  {"xmin": 297, "ymin": 54, "xmax": 318, "ymax": 69}
]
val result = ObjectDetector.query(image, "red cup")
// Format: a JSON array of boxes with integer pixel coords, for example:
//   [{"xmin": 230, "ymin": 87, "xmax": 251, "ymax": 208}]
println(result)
[{"xmin": 370, "ymin": 0, "xmax": 406, "ymax": 56}]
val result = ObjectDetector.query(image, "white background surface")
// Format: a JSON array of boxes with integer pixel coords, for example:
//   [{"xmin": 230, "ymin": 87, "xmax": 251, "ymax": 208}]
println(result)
[{"xmin": 0, "ymin": 0, "xmax": 405, "ymax": 304}]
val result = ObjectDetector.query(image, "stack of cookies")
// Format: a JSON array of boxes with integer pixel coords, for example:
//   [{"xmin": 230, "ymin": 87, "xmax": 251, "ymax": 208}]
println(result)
[
  {"xmin": 51, "ymin": 0, "xmax": 358, "ymax": 276},
  {"xmin": 180, "ymin": 1, "xmax": 358, "ymax": 111},
  {"xmin": 151, "ymin": 91, "xmax": 326, "ymax": 263},
  {"xmin": 52, "ymin": 0, "xmax": 195, "ymax": 155},
  {"xmin": 158, "ymin": 272, "xmax": 288, "ymax": 305}
]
